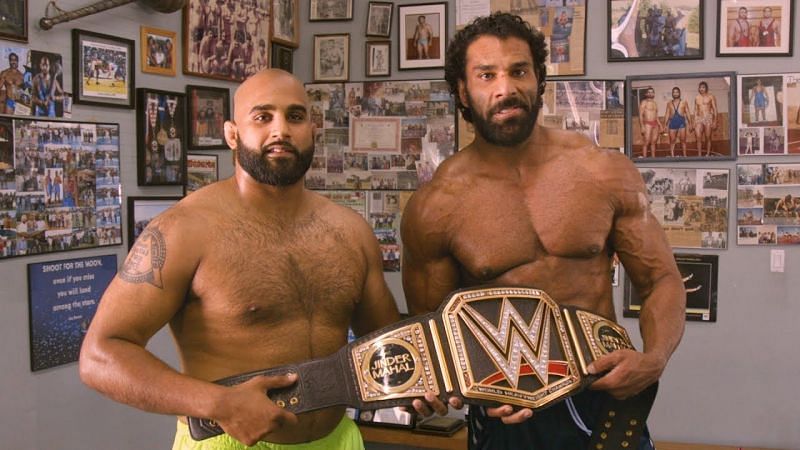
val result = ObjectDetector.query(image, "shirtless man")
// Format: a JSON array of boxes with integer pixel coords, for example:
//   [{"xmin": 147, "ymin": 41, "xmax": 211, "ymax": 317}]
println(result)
[
  {"xmin": 0, "ymin": 52, "xmax": 24, "ymax": 114},
  {"xmin": 758, "ymin": 7, "xmax": 780, "ymax": 47},
  {"xmin": 639, "ymin": 87, "xmax": 662, "ymax": 158},
  {"xmin": 412, "ymin": 15, "xmax": 434, "ymax": 59},
  {"xmin": 402, "ymin": 13, "xmax": 685, "ymax": 450},
  {"xmin": 665, "ymin": 87, "xmax": 691, "ymax": 157},
  {"xmin": 30, "ymin": 55, "xmax": 63, "ymax": 118},
  {"xmin": 751, "ymin": 79, "xmax": 768, "ymax": 123},
  {"xmin": 694, "ymin": 81, "xmax": 718, "ymax": 157},
  {"xmin": 79, "ymin": 69, "xmax": 400, "ymax": 448},
  {"xmin": 727, "ymin": 6, "xmax": 751, "ymax": 47}
]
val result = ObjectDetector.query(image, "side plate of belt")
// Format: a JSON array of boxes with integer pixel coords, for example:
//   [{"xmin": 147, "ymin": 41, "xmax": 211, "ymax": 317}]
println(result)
[{"xmin": 188, "ymin": 286, "xmax": 658, "ymax": 449}]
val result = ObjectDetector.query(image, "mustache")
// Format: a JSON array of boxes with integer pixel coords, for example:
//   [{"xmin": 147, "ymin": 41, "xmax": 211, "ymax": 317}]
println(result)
[
  {"xmin": 489, "ymin": 98, "xmax": 530, "ymax": 116},
  {"xmin": 262, "ymin": 141, "xmax": 299, "ymax": 154}
]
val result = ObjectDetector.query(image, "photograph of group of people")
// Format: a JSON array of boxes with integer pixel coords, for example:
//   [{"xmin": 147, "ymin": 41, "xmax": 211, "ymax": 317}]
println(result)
[
  {"xmin": 737, "ymin": 73, "xmax": 800, "ymax": 156},
  {"xmin": 608, "ymin": 0, "xmax": 701, "ymax": 61},
  {"xmin": 629, "ymin": 73, "xmax": 733, "ymax": 160},
  {"xmin": 719, "ymin": 0, "xmax": 792, "ymax": 55},
  {"xmin": 0, "ymin": 118, "xmax": 122, "ymax": 259},
  {"xmin": 1, "ymin": 46, "xmax": 71, "ymax": 117},
  {"xmin": 305, "ymin": 80, "xmax": 455, "ymax": 193},
  {"xmin": 639, "ymin": 167, "xmax": 729, "ymax": 249},
  {"xmin": 737, "ymin": 163, "xmax": 800, "ymax": 245}
]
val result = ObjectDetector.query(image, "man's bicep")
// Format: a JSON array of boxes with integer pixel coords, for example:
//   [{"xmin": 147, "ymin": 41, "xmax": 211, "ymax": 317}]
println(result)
[{"xmin": 612, "ymin": 209, "xmax": 677, "ymax": 298}]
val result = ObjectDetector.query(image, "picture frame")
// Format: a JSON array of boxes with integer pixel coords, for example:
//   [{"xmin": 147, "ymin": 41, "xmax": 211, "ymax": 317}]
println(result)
[
  {"xmin": 271, "ymin": 43, "xmax": 294, "ymax": 73},
  {"xmin": 365, "ymin": 40, "xmax": 391, "ymax": 77},
  {"xmin": 398, "ymin": 3, "xmax": 446, "ymax": 70},
  {"xmin": 71, "ymin": 29, "xmax": 135, "ymax": 109},
  {"xmin": 136, "ymin": 88, "xmax": 186, "ymax": 186},
  {"xmin": 736, "ymin": 163, "xmax": 800, "ymax": 246},
  {"xmin": 716, "ymin": 0, "xmax": 793, "ymax": 57},
  {"xmin": 273, "ymin": 0, "xmax": 300, "ymax": 48},
  {"xmin": 186, "ymin": 85, "xmax": 230, "ymax": 150},
  {"xmin": 140, "ymin": 26, "xmax": 177, "ymax": 76},
  {"xmin": 127, "ymin": 196, "xmax": 181, "ymax": 249},
  {"xmin": 736, "ymin": 73, "xmax": 800, "ymax": 156},
  {"xmin": 309, "ymin": 0, "xmax": 353, "ymax": 21},
  {"xmin": 186, "ymin": 153, "xmax": 219, "ymax": 196},
  {"xmin": 0, "ymin": 0, "xmax": 27, "ymax": 43},
  {"xmin": 608, "ymin": 0, "xmax": 703, "ymax": 61},
  {"xmin": 366, "ymin": 2, "xmax": 393, "ymax": 38},
  {"xmin": 183, "ymin": 0, "xmax": 271, "ymax": 81},
  {"xmin": 638, "ymin": 167, "xmax": 730, "ymax": 249},
  {"xmin": 626, "ymin": 72, "xmax": 736, "ymax": 161},
  {"xmin": 313, "ymin": 34, "xmax": 349, "ymax": 82},
  {"xmin": 624, "ymin": 253, "xmax": 719, "ymax": 322}
]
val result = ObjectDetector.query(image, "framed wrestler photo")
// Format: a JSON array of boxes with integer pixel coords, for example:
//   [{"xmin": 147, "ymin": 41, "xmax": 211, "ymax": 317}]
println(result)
[
  {"xmin": 624, "ymin": 253, "xmax": 718, "ymax": 322},
  {"xmin": 273, "ymin": 0, "xmax": 300, "ymax": 48},
  {"xmin": 365, "ymin": 40, "xmax": 391, "ymax": 77},
  {"xmin": 0, "ymin": 0, "xmax": 27, "ymax": 43},
  {"xmin": 366, "ymin": 2, "xmax": 393, "ymax": 38},
  {"xmin": 136, "ymin": 88, "xmax": 186, "ymax": 186},
  {"xmin": 140, "ymin": 26, "xmax": 177, "ymax": 77},
  {"xmin": 313, "ymin": 34, "xmax": 349, "ymax": 82},
  {"xmin": 398, "ymin": 3, "xmax": 446, "ymax": 70},
  {"xmin": 309, "ymin": 0, "xmax": 353, "ymax": 21},
  {"xmin": 607, "ymin": 0, "xmax": 703, "ymax": 62},
  {"xmin": 716, "ymin": 0, "xmax": 794, "ymax": 56},
  {"xmin": 625, "ymin": 72, "xmax": 737, "ymax": 161},
  {"xmin": 127, "ymin": 196, "xmax": 181, "ymax": 249},
  {"xmin": 182, "ymin": 0, "xmax": 271, "ymax": 82},
  {"xmin": 71, "ymin": 29, "xmax": 135, "ymax": 109},
  {"xmin": 186, "ymin": 85, "xmax": 230, "ymax": 150}
]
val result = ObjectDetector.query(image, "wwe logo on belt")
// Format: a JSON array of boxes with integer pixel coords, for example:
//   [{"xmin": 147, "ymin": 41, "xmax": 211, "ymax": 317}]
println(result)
[{"xmin": 459, "ymin": 297, "xmax": 568, "ymax": 389}]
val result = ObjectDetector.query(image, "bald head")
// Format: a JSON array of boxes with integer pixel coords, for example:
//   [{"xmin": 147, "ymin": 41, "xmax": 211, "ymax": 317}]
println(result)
[{"xmin": 232, "ymin": 69, "xmax": 309, "ymax": 123}]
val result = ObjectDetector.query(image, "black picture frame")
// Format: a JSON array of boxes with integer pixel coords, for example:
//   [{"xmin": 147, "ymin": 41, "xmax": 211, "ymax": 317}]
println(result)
[
  {"xmin": 624, "ymin": 253, "xmax": 719, "ymax": 322},
  {"xmin": 716, "ymin": 0, "xmax": 794, "ymax": 57},
  {"xmin": 136, "ymin": 88, "xmax": 187, "ymax": 186},
  {"xmin": 608, "ymin": 0, "xmax": 704, "ymax": 62},
  {"xmin": 366, "ymin": 2, "xmax": 393, "ymax": 38},
  {"xmin": 185, "ymin": 153, "xmax": 219, "ymax": 196},
  {"xmin": 71, "ymin": 29, "xmax": 135, "ymax": 109},
  {"xmin": 626, "ymin": 72, "xmax": 737, "ymax": 161},
  {"xmin": 271, "ymin": 43, "xmax": 294, "ymax": 73},
  {"xmin": 186, "ymin": 85, "xmax": 230, "ymax": 150},
  {"xmin": 127, "ymin": 196, "xmax": 182, "ymax": 249},
  {"xmin": 0, "ymin": 0, "xmax": 27, "ymax": 43}
]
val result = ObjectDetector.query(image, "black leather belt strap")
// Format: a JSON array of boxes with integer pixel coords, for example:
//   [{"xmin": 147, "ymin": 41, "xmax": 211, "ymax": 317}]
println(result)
[{"xmin": 188, "ymin": 286, "xmax": 659, "ymax": 447}]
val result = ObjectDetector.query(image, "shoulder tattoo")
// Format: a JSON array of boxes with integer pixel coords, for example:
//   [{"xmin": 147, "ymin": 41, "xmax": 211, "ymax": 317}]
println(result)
[{"xmin": 119, "ymin": 227, "xmax": 167, "ymax": 289}]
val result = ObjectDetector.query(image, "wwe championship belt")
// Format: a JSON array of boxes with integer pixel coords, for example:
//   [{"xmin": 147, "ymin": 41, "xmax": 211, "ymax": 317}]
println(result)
[{"xmin": 188, "ymin": 286, "xmax": 658, "ymax": 449}]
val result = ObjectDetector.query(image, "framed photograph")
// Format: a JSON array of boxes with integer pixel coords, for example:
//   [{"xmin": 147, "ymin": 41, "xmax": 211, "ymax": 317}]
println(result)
[
  {"xmin": 626, "ymin": 72, "xmax": 736, "ymax": 161},
  {"xmin": 136, "ymin": 88, "xmax": 186, "ymax": 186},
  {"xmin": 717, "ymin": 0, "xmax": 794, "ymax": 56},
  {"xmin": 736, "ymin": 163, "xmax": 800, "ymax": 246},
  {"xmin": 0, "ymin": 0, "xmax": 27, "ymax": 42},
  {"xmin": 186, "ymin": 85, "xmax": 230, "ymax": 150},
  {"xmin": 638, "ymin": 167, "xmax": 730, "ymax": 249},
  {"xmin": 127, "ymin": 196, "xmax": 181, "ymax": 249},
  {"xmin": 398, "ymin": 3, "xmax": 446, "ymax": 70},
  {"xmin": 313, "ymin": 34, "xmax": 349, "ymax": 82},
  {"xmin": 72, "ymin": 29, "xmax": 135, "ymax": 109},
  {"xmin": 271, "ymin": 43, "xmax": 294, "ymax": 73},
  {"xmin": 310, "ymin": 0, "xmax": 353, "ymax": 21},
  {"xmin": 608, "ymin": 0, "xmax": 703, "ymax": 61},
  {"xmin": 140, "ymin": 26, "xmax": 177, "ymax": 76},
  {"xmin": 28, "ymin": 255, "xmax": 118, "ymax": 371},
  {"xmin": 273, "ymin": 0, "xmax": 300, "ymax": 47},
  {"xmin": 367, "ymin": 2, "xmax": 393, "ymax": 37},
  {"xmin": 736, "ymin": 73, "xmax": 800, "ymax": 156},
  {"xmin": 624, "ymin": 253, "xmax": 718, "ymax": 322},
  {"xmin": 183, "ymin": 0, "xmax": 271, "ymax": 81},
  {"xmin": 186, "ymin": 153, "xmax": 219, "ymax": 195},
  {"xmin": 366, "ymin": 41, "xmax": 391, "ymax": 77}
]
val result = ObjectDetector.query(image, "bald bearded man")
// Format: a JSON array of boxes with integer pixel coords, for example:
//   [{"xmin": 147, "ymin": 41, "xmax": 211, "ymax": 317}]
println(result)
[{"xmin": 79, "ymin": 69, "xmax": 400, "ymax": 449}]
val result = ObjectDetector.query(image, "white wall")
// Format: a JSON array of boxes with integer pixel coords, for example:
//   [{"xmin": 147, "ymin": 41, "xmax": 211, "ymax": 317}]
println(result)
[{"xmin": 0, "ymin": 1, "xmax": 798, "ymax": 449}]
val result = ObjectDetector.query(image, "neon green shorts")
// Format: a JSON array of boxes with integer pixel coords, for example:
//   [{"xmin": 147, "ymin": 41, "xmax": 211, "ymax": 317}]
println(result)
[{"xmin": 172, "ymin": 416, "xmax": 364, "ymax": 450}]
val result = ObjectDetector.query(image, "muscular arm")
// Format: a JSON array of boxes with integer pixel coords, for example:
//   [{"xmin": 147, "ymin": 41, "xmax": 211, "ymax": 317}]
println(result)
[{"xmin": 400, "ymin": 187, "xmax": 460, "ymax": 315}]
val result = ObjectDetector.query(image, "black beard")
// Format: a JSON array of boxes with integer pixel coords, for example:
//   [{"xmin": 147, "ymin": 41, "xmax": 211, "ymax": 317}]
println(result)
[
  {"xmin": 467, "ymin": 95, "xmax": 540, "ymax": 147},
  {"xmin": 236, "ymin": 137, "xmax": 314, "ymax": 186}
]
